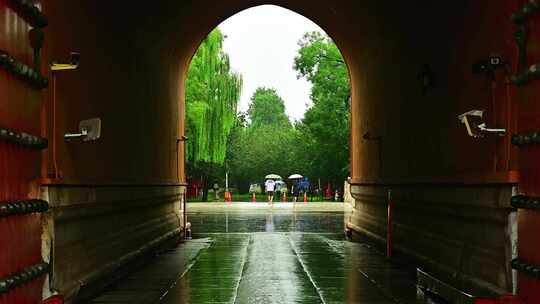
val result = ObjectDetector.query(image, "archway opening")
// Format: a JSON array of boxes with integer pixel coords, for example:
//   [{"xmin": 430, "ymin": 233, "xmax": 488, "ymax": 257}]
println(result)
[
  {"xmin": 28, "ymin": 1, "xmax": 522, "ymax": 302},
  {"xmin": 183, "ymin": 5, "xmax": 352, "ymax": 206}
]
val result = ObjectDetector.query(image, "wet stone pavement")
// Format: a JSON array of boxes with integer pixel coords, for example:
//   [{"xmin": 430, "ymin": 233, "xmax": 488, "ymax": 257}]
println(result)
[{"xmin": 89, "ymin": 203, "xmax": 424, "ymax": 304}]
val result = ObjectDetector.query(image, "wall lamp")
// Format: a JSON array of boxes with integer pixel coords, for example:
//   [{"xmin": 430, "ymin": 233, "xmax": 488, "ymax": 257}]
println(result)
[{"xmin": 50, "ymin": 52, "xmax": 80, "ymax": 71}]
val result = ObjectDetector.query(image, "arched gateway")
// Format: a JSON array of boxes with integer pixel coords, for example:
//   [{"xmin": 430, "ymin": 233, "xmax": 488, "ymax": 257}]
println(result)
[{"xmin": 1, "ymin": 1, "xmax": 538, "ymax": 303}]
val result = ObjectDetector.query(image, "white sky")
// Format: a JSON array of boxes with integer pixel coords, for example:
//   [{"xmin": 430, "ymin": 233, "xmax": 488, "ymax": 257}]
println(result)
[{"xmin": 218, "ymin": 5, "xmax": 326, "ymax": 121}]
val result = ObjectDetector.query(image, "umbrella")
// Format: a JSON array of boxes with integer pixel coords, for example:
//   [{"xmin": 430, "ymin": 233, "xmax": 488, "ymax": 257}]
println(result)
[
  {"xmin": 288, "ymin": 174, "xmax": 303, "ymax": 179},
  {"xmin": 265, "ymin": 174, "xmax": 282, "ymax": 180}
]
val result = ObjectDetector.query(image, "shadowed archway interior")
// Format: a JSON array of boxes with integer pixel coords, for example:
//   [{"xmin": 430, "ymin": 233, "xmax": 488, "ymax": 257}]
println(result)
[{"xmin": 23, "ymin": 0, "xmax": 530, "ymax": 301}]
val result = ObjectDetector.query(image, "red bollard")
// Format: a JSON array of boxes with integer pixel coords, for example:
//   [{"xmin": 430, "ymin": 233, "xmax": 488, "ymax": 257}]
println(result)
[
  {"xmin": 43, "ymin": 295, "xmax": 65, "ymax": 304},
  {"xmin": 387, "ymin": 190, "xmax": 393, "ymax": 259},
  {"xmin": 303, "ymin": 192, "xmax": 308, "ymax": 203},
  {"xmin": 251, "ymin": 193, "xmax": 256, "ymax": 203},
  {"xmin": 283, "ymin": 192, "xmax": 287, "ymax": 203}
]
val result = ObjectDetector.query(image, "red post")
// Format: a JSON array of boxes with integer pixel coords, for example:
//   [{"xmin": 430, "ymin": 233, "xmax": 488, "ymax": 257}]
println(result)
[
  {"xmin": 251, "ymin": 193, "xmax": 256, "ymax": 203},
  {"xmin": 283, "ymin": 192, "xmax": 287, "ymax": 202},
  {"xmin": 43, "ymin": 295, "xmax": 65, "ymax": 304},
  {"xmin": 183, "ymin": 192, "xmax": 187, "ymax": 238},
  {"xmin": 303, "ymin": 192, "xmax": 308, "ymax": 203},
  {"xmin": 387, "ymin": 190, "xmax": 393, "ymax": 259}
]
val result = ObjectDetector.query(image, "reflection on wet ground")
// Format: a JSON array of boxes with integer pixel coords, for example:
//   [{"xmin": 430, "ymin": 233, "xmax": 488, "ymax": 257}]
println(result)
[
  {"xmin": 188, "ymin": 211, "xmax": 344, "ymax": 234},
  {"xmin": 89, "ymin": 203, "xmax": 422, "ymax": 304}
]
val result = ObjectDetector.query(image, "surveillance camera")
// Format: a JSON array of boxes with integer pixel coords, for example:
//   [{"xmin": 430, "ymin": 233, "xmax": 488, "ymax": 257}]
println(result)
[
  {"xmin": 458, "ymin": 110, "xmax": 505, "ymax": 137},
  {"xmin": 70, "ymin": 52, "xmax": 80, "ymax": 66},
  {"xmin": 458, "ymin": 110, "xmax": 484, "ymax": 137}
]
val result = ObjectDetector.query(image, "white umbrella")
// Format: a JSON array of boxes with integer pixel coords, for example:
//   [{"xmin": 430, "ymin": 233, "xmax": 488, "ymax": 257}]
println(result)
[
  {"xmin": 265, "ymin": 174, "xmax": 282, "ymax": 180},
  {"xmin": 288, "ymin": 174, "xmax": 303, "ymax": 179}
]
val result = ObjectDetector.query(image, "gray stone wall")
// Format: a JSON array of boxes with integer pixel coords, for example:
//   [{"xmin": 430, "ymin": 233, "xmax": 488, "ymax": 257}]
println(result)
[
  {"xmin": 348, "ymin": 184, "xmax": 516, "ymax": 295},
  {"xmin": 41, "ymin": 185, "xmax": 185, "ymax": 302}
]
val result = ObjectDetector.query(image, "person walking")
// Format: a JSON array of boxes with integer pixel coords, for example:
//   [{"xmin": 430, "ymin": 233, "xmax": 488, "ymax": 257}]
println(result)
[
  {"xmin": 265, "ymin": 179, "xmax": 276, "ymax": 204},
  {"xmin": 291, "ymin": 180, "xmax": 300, "ymax": 203},
  {"xmin": 275, "ymin": 181, "xmax": 282, "ymax": 202}
]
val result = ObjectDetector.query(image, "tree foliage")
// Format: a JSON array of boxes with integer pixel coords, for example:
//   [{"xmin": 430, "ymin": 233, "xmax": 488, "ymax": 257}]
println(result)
[
  {"xmin": 247, "ymin": 87, "xmax": 291, "ymax": 129},
  {"xmin": 227, "ymin": 88, "xmax": 298, "ymax": 192},
  {"xmin": 186, "ymin": 30, "xmax": 351, "ymax": 196},
  {"xmin": 293, "ymin": 31, "xmax": 350, "ymax": 185},
  {"xmin": 185, "ymin": 29, "xmax": 242, "ymax": 165}
]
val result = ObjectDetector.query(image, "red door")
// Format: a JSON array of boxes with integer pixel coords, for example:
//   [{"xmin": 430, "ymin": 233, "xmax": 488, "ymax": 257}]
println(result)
[
  {"xmin": 1, "ymin": 1, "xmax": 50, "ymax": 303},
  {"xmin": 509, "ymin": 2, "xmax": 540, "ymax": 303}
]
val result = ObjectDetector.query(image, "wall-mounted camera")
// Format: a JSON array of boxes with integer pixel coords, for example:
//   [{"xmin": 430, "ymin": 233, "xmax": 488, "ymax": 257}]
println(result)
[
  {"xmin": 64, "ymin": 118, "xmax": 101, "ymax": 142},
  {"xmin": 50, "ymin": 52, "xmax": 80, "ymax": 71},
  {"xmin": 458, "ymin": 110, "xmax": 506, "ymax": 138}
]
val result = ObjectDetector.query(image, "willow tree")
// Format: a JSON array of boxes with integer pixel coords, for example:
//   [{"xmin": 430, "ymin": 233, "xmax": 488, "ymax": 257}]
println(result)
[
  {"xmin": 186, "ymin": 29, "xmax": 242, "ymax": 163},
  {"xmin": 185, "ymin": 29, "xmax": 242, "ymax": 197}
]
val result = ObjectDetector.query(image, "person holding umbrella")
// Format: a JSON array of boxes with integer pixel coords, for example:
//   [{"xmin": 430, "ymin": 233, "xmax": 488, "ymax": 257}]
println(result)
[
  {"xmin": 264, "ymin": 174, "xmax": 281, "ymax": 205},
  {"xmin": 265, "ymin": 179, "xmax": 276, "ymax": 204},
  {"xmin": 288, "ymin": 174, "xmax": 303, "ymax": 203}
]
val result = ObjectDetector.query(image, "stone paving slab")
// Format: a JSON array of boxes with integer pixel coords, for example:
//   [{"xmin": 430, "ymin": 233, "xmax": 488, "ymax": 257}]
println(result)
[
  {"xmin": 234, "ymin": 233, "xmax": 324, "ymax": 304},
  {"xmin": 87, "ymin": 239, "xmax": 211, "ymax": 304},
  {"xmin": 87, "ymin": 210, "xmax": 426, "ymax": 304},
  {"xmin": 160, "ymin": 234, "xmax": 250, "ymax": 304}
]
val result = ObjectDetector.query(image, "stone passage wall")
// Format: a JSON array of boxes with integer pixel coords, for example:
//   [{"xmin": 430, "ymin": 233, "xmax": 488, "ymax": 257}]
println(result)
[
  {"xmin": 42, "ymin": 185, "xmax": 185, "ymax": 302},
  {"xmin": 348, "ymin": 184, "xmax": 516, "ymax": 295}
]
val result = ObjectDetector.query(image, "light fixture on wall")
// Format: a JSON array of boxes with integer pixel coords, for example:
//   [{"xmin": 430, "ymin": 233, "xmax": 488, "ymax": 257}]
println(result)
[
  {"xmin": 362, "ymin": 132, "xmax": 381, "ymax": 141},
  {"xmin": 50, "ymin": 52, "xmax": 80, "ymax": 71}
]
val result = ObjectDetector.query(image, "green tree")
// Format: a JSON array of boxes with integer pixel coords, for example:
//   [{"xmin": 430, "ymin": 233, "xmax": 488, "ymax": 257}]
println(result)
[
  {"xmin": 185, "ymin": 29, "xmax": 242, "ymax": 199},
  {"xmin": 247, "ymin": 87, "xmax": 291, "ymax": 128},
  {"xmin": 226, "ymin": 88, "xmax": 297, "ymax": 192},
  {"xmin": 293, "ymin": 31, "xmax": 350, "ymax": 187}
]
